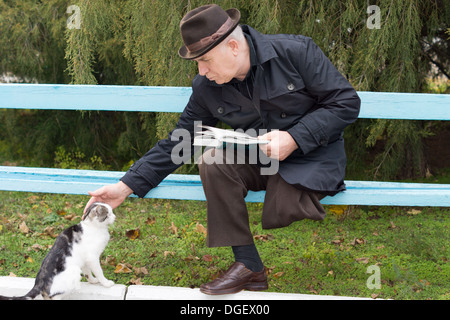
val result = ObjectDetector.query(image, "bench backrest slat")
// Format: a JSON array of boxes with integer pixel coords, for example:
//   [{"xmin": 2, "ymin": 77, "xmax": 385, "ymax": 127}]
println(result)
[
  {"xmin": 0, "ymin": 84, "xmax": 449, "ymax": 120},
  {"xmin": 0, "ymin": 84, "xmax": 191, "ymax": 113}
]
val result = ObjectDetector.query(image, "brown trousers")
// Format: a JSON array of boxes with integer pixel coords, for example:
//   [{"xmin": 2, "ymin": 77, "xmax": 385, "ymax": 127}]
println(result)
[{"xmin": 198, "ymin": 147, "xmax": 325, "ymax": 247}]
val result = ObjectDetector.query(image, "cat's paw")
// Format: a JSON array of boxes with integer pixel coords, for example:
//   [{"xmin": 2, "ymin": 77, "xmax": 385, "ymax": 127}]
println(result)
[
  {"xmin": 101, "ymin": 280, "xmax": 115, "ymax": 288},
  {"xmin": 87, "ymin": 277, "xmax": 99, "ymax": 284}
]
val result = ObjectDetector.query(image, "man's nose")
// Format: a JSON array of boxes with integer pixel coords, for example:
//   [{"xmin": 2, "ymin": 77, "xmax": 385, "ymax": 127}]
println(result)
[{"xmin": 198, "ymin": 61, "xmax": 209, "ymax": 76}]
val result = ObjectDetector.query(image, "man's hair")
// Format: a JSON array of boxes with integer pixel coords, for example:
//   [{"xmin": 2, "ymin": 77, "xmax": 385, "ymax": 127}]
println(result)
[
  {"xmin": 217, "ymin": 25, "xmax": 245, "ymax": 53},
  {"xmin": 227, "ymin": 25, "xmax": 244, "ymax": 42}
]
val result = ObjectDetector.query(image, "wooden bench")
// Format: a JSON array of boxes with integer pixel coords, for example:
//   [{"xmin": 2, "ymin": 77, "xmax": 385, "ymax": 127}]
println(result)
[{"xmin": 0, "ymin": 83, "xmax": 449, "ymax": 207}]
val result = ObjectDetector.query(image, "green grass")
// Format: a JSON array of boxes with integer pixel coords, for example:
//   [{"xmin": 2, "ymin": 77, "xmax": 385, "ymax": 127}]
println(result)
[{"xmin": 0, "ymin": 191, "xmax": 448, "ymax": 300}]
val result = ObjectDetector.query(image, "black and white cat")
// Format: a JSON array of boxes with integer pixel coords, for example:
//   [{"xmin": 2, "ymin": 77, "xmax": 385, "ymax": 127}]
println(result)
[{"xmin": 0, "ymin": 202, "xmax": 115, "ymax": 300}]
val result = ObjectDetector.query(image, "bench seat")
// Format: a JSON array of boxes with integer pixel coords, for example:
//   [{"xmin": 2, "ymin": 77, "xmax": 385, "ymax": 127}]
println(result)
[
  {"xmin": 0, "ymin": 84, "xmax": 449, "ymax": 209},
  {"xmin": 0, "ymin": 166, "xmax": 448, "ymax": 207}
]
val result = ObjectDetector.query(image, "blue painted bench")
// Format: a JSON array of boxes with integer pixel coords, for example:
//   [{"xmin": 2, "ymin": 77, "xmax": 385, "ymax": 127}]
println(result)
[{"xmin": 0, "ymin": 83, "xmax": 449, "ymax": 207}]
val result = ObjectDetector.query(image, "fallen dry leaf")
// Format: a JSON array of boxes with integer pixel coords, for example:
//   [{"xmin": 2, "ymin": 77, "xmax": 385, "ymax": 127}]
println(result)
[
  {"xmin": 407, "ymin": 209, "xmax": 421, "ymax": 215},
  {"xmin": 169, "ymin": 222, "xmax": 178, "ymax": 235},
  {"xmin": 355, "ymin": 257, "xmax": 370, "ymax": 264},
  {"xmin": 419, "ymin": 279, "xmax": 430, "ymax": 286},
  {"xmin": 114, "ymin": 263, "xmax": 132, "ymax": 274},
  {"xmin": 265, "ymin": 266, "xmax": 276, "ymax": 275},
  {"xmin": 63, "ymin": 214, "xmax": 77, "ymax": 221},
  {"xmin": 254, "ymin": 234, "xmax": 274, "ymax": 241},
  {"xmin": 19, "ymin": 221, "xmax": 30, "ymax": 234},
  {"xmin": 272, "ymin": 271, "xmax": 284, "ymax": 278},
  {"xmin": 164, "ymin": 251, "xmax": 175, "ymax": 259},
  {"xmin": 30, "ymin": 244, "xmax": 45, "ymax": 252},
  {"xmin": 202, "ymin": 254, "xmax": 213, "ymax": 262},
  {"xmin": 125, "ymin": 228, "xmax": 141, "ymax": 240},
  {"xmin": 306, "ymin": 283, "xmax": 318, "ymax": 294},
  {"xmin": 195, "ymin": 222, "xmax": 207, "ymax": 236},
  {"xmin": 27, "ymin": 195, "xmax": 39, "ymax": 203},
  {"xmin": 133, "ymin": 267, "xmax": 149, "ymax": 275},
  {"xmin": 332, "ymin": 238, "xmax": 344, "ymax": 245},
  {"xmin": 103, "ymin": 255, "xmax": 117, "ymax": 266},
  {"xmin": 17, "ymin": 212, "xmax": 26, "ymax": 220},
  {"xmin": 76, "ymin": 202, "xmax": 84, "ymax": 209},
  {"xmin": 129, "ymin": 278, "xmax": 143, "ymax": 285},
  {"xmin": 184, "ymin": 255, "xmax": 200, "ymax": 261},
  {"xmin": 44, "ymin": 226, "xmax": 58, "ymax": 238},
  {"xmin": 145, "ymin": 217, "xmax": 156, "ymax": 225},
  {"xmin": 350, "ymin": 237, "xmax": 365, "ymax": 246},
  {"xmin": 327, "ymin": 205, "xmax": 348, "ymax": 215}
]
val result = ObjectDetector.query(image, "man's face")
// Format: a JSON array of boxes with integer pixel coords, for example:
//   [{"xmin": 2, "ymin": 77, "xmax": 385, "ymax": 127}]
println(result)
[{"xmin": 194, "ymin": 41, "xmax": 238, "ymax": 85}]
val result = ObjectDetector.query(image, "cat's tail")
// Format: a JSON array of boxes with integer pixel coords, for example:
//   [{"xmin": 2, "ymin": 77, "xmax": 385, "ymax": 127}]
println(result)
[{"xmin": 0, "ymin": 284, "xmax": 41, "ymax": 300}]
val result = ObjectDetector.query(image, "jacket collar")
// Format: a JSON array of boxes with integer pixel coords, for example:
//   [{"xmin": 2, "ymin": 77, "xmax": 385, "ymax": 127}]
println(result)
[
  {"xmin": 204, "ymin": 25, "xmax": 278, "ymax": 87},
  {"xmin": 241, "ymin": 25, "xmax": 278, "ymax": 64}
]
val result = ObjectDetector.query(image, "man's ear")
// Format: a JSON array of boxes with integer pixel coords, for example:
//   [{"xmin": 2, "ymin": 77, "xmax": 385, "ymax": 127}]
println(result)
[{"xmin": 227, "ymin": 38, "xmax": 240, "ymax": 56}]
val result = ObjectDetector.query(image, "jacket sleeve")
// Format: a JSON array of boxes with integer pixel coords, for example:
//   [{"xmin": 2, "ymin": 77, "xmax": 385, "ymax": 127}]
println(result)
[
  {"xmin": 120, "ymin": 80, "xmax": 217, "ymax": 198},
  {"xmin": 287, "ymin": 38, "xmax": 361, "ymax": 155}
]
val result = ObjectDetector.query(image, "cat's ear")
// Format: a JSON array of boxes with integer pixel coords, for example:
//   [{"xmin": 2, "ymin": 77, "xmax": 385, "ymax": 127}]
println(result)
[
  {"xmin": 83, "ymin": 203, "xmax": 97, "ymax": 221},
  {"xmin": 83, "ymin": 203, "xmax": 110, "ymax": 222}
]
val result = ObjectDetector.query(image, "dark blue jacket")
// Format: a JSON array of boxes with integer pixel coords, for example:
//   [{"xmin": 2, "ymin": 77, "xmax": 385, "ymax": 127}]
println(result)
[{"xmin": 121, "ymin": 25, "xmax": 361, "ymax": 197}]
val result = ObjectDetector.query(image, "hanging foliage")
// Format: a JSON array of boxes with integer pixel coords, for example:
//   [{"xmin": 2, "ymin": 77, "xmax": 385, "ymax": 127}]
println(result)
[{"xmin": 0, "ymin": 0, "xmax": 448, "ymax": 179}]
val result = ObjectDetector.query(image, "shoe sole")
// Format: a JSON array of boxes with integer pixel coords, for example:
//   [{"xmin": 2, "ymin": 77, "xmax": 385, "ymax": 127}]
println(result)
[{"xmin": 200, "ymin": 281, "xmax": 268, "ymax": 295}]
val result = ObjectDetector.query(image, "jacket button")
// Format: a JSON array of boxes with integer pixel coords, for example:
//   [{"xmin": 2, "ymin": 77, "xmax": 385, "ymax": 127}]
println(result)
[
  {"xmin": 287, "ymin": 83, "xmax": 295, "ymax": 91},
  {"xmin": 280, "ymin": 112, "xmax": 287, "ymax": 118},
  {"xmin": 217, "ymin": 106, "xmax": 224, "ymax": 114}
]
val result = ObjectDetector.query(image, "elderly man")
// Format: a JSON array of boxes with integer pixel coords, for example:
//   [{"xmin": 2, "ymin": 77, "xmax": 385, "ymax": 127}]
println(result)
[{"xmin": 85, "ymin": 4, "xmax": 360, "ymax": 295}]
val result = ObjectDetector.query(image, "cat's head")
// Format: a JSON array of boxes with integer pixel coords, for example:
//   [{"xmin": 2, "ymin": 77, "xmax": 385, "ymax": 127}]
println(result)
[{"xmin": 82, "ymin": 202, "xmax": 116, "ymax": 226}]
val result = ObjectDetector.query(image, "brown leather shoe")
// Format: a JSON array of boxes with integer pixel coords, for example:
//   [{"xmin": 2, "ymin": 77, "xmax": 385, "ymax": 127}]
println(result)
[{"xmin": 200, "ymin": 262, "xmax": 268, "ymax": 295}]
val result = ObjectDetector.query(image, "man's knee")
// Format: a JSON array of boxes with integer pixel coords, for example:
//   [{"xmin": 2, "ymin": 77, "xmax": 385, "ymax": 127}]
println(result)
[
  {"xmin": 199, "ymin": 147, "xmax": 246, "ymax": 181},
  {"xmin": 199, "ymin": 148, "xmax": 220, "ymax": 166},
  {"xmin": 198, "ymin": 148, "xmax": 225, "ymax": 180}
]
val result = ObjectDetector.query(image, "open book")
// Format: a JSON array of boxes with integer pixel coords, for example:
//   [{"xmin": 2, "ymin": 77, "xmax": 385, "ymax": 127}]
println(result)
[{"xmin": 194, "ymin": 125, "xmax": 270, "ymax": 148}]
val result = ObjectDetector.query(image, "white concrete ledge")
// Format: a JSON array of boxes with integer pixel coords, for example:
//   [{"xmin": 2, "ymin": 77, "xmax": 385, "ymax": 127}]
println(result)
[
  {"xmin": 0, "ymin": 276, "xmax": 372, "ymax": 300},
  {"xmin": 0, "ymin": 276, "xmax": 127, "ymax": 300},
  {"xmin": 125, "ymin": 285, "xmax": 369, "ymax": 300}
]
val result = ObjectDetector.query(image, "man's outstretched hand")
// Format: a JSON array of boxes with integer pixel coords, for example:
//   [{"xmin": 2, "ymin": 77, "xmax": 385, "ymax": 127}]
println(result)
[{"xmin": 83, "ymin": 181, "xmax": 133, "ymax": 219}]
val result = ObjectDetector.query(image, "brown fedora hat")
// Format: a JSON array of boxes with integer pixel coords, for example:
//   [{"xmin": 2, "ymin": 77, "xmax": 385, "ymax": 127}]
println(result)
[{"xmin": 178, "ymin": 4, "xmax": 240, "ymax": 60}]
